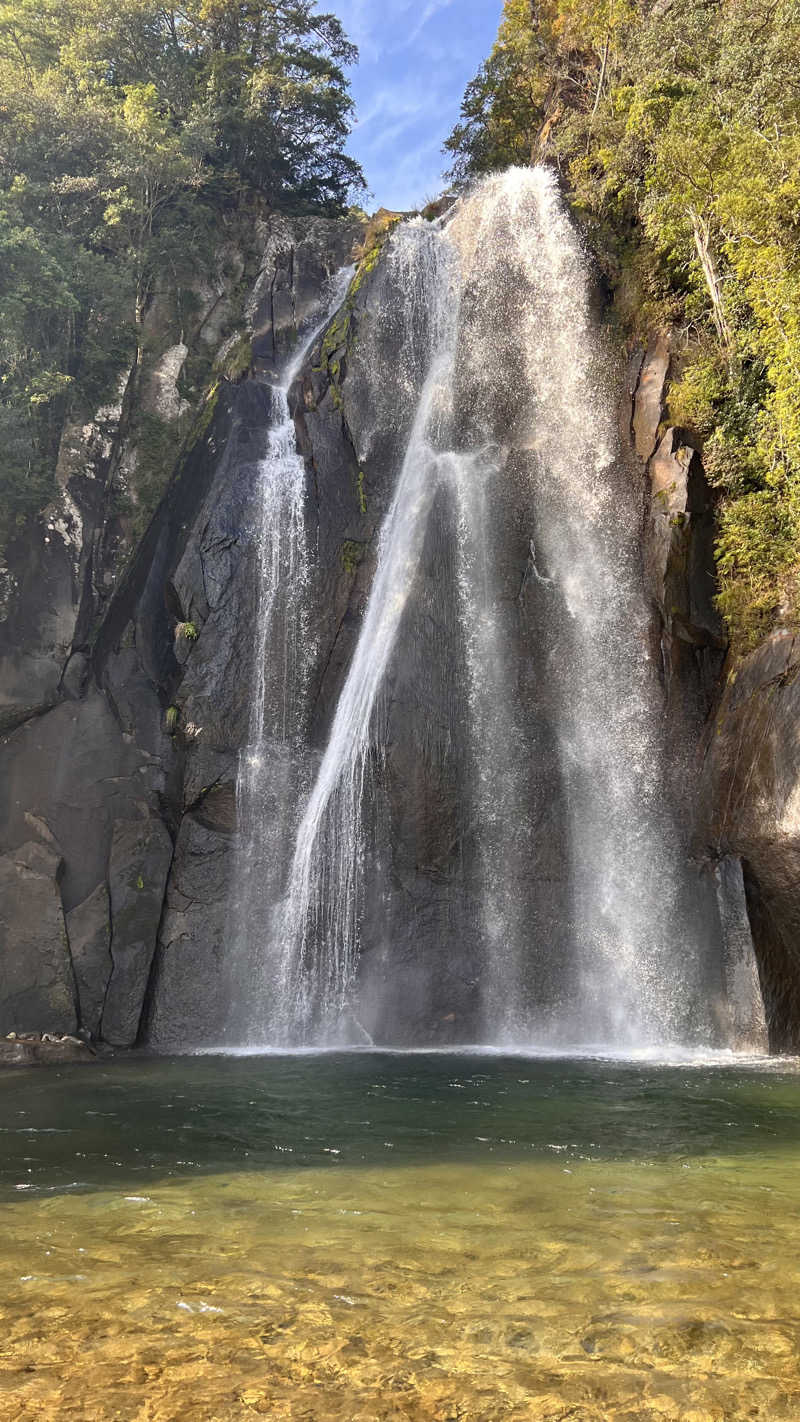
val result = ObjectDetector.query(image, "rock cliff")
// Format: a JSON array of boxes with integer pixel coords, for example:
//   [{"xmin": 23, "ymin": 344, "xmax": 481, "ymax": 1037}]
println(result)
[
  {"xmin": 628, "ymin": 334, "xmax": 768, "ymax": 1051},
  {"xmin": 698, "ymin": 632, "xmax": 800, "ymax": 1049},
  {"xmin": 0, "ymin": 214, "xmax": 360, "ymax": 1047},
  {"xmin": 0, "ymin": 210, "xmax": 788, "ymax": 1052}
]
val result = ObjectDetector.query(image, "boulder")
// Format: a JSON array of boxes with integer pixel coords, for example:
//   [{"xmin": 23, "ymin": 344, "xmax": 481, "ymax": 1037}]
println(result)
[
  {"xmin": 0, "ymin": 840, "xmax": 77, "ymax": 1035},
  {"xmin": 144, "ymin": 813, "xmax": 234, "ymax": 1049},
  {"xmin": 101, "ymin": 816, "xmax": 173, "ymax": 1047},
  {"xmin": 714, "ymin": 855, "xmax": 768, "ymax": 1051},
  {"xmin": 66, "ymin": 883, "xmax": 112, "ymax": 1037},
  {"xmin": 698, "ymin": 631, "xmax": 800, "ymax": 1048},
  {"xmin": 632, "ymin": 331, "xmax": 670, "ymax": 462},
  {"xmin": 0, "ymin": 1033, "xmax": 96, "ymax": 1066}
]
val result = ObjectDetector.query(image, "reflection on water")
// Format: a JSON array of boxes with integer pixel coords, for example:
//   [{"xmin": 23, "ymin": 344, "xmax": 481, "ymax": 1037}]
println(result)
[{"xmin": 1, "ymin": 1053, "xmax": 800, "ymax": 1419}]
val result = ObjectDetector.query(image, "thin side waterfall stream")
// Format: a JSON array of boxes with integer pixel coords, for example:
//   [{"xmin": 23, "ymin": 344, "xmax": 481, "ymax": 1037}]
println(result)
[
  {"xmin": 278, "ymin": 225, "xmax": 462, "ymax": 1043},
  {"xmin": 230, "ymin": 167, "xmax": 736, "ymax": 1051},
  {"xmin": 226, "ymin": 269, "xmax": 353, "ymax": 1043}
]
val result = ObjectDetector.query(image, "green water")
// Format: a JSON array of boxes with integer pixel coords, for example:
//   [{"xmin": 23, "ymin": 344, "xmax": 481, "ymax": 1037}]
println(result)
[{"xmin": 1, "ymin": 1052, "xmax": 800, "ymax": 1420}]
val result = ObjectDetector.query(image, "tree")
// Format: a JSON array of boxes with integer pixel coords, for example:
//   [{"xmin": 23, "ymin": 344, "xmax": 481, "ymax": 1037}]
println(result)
[{"xmin": 0, "ymin": 0, "xmax": 364, "ymax": 551}]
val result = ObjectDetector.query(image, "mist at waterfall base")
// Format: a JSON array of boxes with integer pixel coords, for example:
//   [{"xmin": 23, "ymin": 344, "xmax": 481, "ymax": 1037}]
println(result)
[{"xmin": 225, "ymin": 168, "xmax": 742, "ymax": 1055}]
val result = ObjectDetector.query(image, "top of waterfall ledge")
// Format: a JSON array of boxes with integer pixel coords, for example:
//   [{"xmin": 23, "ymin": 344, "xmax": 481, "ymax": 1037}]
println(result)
[
  {"xmin": 353, "ymin": 208, "xmax": 408, "ymax": 256},
  {"xmin": 352, "ymin": 195, "xmax": 458, "ymax": 254},
  {"xmin": 350, "ymin": 171, "xmax": 555, "ymax": 274}
]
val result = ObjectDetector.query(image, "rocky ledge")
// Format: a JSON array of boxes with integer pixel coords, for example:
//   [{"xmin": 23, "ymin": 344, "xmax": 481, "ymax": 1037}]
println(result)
[{"xmin": 0, "ymin": 1032, "xmax": 98, "ymax": 1067}]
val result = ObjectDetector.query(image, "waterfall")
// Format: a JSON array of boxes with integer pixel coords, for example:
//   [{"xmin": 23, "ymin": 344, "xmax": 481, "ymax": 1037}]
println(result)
[
  {"xmin": 273, "ymin": 225, "xmax": 461, "ymax": 1042},
  {"xmin": 448, "ymin": 448, "xmax": 535, "ymax": 1042},
  {"xmin": 446, "ymin": 170, "xmax": 710, "ymax": 1045},
  {"xmin": 226, "ymin": 270, "xmax": 352, "ymax": 1043},
  {"xmin": 240, "ymin": 167, "xmax": 723, "ymax": 1050}
]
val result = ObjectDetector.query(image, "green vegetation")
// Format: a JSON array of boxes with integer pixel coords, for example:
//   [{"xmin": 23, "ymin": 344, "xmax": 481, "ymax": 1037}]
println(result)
[
  {"xmin": 313, "ymin": 207, "xmax": 401, "ymax": 412},
  {"xmin": 446, "ymin": 0, "xmax": 800, "ymax": 651},
  {"xmin": 339, "ymin": 539, "xmax": 365, "ymax": 573},
  {"xmin": 353, "ymin": 208, "xmax": 403, "ymax": 272},
  {"xmin": 176, "ymin": 620, "xmax": 199, "ymax": 641},
  {"xmin": 128, "ymin": 411, "xmax": 183, "ymax": 537},
  {"xmin": 216, "ymin": 335, "xmax": 252, "ymax": 382},
  {"xmin": 0, "ymin": 0, "xmax": 363, "ymax": 552},
  {"xmin": 184, "ymin": 380, "xmax": 221, "ymax": 453},
  {"xmin": 356, "ymin": 467, "xmax": 367, "ymax": 514}
]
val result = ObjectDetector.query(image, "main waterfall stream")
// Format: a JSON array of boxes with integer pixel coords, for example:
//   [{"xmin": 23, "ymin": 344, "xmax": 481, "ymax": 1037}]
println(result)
[{"xmin": 231, "ymin": 167, "xmax": 727, "ymax": 1052}]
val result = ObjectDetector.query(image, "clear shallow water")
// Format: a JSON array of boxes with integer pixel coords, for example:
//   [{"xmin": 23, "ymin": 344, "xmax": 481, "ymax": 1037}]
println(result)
[{"xmin": 2, "ymin": 1053, "xmax": 800, "ymax": 1419}]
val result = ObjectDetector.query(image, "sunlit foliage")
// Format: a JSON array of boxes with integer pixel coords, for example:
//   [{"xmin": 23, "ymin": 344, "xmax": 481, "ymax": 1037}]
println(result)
[{"xmin": 0, "ymin": 0, "xmax": 363, "ymax": 548}]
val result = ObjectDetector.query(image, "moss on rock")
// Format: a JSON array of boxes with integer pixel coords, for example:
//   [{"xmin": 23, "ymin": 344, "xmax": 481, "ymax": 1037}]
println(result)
[
  {"xmin": 340, "ymin": 539, "xmax": 366, "ymax": 572},
  {"xmin": 313, "ymin": 209, "xmax": 404, "ymax": 412}
]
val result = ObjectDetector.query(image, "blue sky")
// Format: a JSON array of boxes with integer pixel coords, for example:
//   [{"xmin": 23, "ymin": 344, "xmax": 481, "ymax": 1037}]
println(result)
[{"xmin": 330, "ymin": 1, "xmax": 503, "ymax": 211}]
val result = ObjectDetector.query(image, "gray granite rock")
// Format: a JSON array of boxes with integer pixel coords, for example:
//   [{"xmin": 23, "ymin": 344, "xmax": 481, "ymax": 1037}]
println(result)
[
  {"xmin": 698, "ymin": 631, "xmax": 800, "ymax": 1048},
  {"xmin": 714, "ymin": 855, "xmax": 769, "ymax": 1052},
  {"xmin": 0, "ymin": 213, "xmax": 363, "ymax": 1048},
  {"xmin": 0, "ymin": 840, "xmax": 76, "ymax": 1035},
  {"xmin": 632, "ymin": 331, "xmax": 670, "ymax": 462},
  {"xmin": 144, "ymin": 814, "xmax": 234, "ymax": 1049},
  {"xmin": 102, "ymin": 817, "xmax": 173, "ymax": 1047},
  {"xmin": 66, "ymin": 883, "xmax": 112, "ymax": 1037}
]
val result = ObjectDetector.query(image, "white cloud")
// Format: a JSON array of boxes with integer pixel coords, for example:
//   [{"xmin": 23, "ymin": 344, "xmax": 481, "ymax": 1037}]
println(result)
[
  {"xmin": 403, "ymin": 0, "xmax": 458, "ymax": 49},
  {"xmin": 333, "ymin": 0, "xmax": 459, "ymax": 61}
]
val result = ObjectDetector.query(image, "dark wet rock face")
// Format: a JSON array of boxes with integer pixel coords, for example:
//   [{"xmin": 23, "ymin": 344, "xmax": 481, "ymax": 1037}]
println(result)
[
  {"xmin": 0, "ymin": 693, "xmax": 162, "ymax": 915},
  {"xmin": 145, "ymin": 815, "xmax": 234, "ymax": 1048},
  {"xmin": 102, "ymin": 816, "xmax": 174, "ymax": 1047}
]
